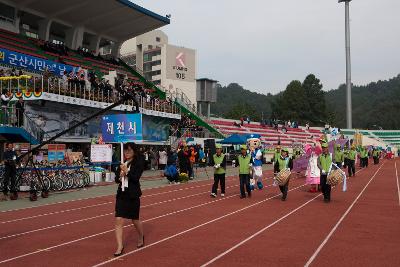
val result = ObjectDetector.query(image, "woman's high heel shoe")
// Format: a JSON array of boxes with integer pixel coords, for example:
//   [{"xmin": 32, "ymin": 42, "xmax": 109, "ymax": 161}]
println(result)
[
  {"xmin": 114, "ymin": 247, "xmax": 124, "ymax": 257},
  {"xmin": 137, "ymin": 236, "xmax": 145, "ymax": 248}
]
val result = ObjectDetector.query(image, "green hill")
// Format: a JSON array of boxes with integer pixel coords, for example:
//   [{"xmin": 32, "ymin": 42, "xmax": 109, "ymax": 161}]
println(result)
[{"xmin": 211, "ymin": 74, "xmax": 400, "ymax": 129}]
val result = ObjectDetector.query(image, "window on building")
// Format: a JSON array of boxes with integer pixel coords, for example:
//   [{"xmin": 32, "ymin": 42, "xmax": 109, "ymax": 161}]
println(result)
[
  {"xmin": 156, "ymin": 37, "xmax": 161, "ymax": 42},
  {"xmin": 0, "ymin": 3, "xmax": 15, "ymax": 23},
  {"xmin": 25, "ymin": 31, "xmax": 38, "ymax": 39},
  {"xmin": 143, "ymin": 54, "xmax": 150, "ymax": 62},
  {"xmin": 200, "ymin": 81, "xmax": 206, "ymax": 100},
  {"xmin": 143, "ymin": 64, "xmax": 152, "ymax": 72}
]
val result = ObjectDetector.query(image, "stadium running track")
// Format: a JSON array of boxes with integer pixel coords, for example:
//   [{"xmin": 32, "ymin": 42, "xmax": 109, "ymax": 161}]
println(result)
[{"xmin": 0, "ymin": 159, "xmax": 399, "ymax": 267}]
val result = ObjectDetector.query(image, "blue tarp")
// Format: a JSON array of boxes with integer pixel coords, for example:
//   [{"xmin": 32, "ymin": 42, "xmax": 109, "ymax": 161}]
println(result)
[{"xmin": 218, "ymin": 134, "xmax": 248, "ymax": 144}]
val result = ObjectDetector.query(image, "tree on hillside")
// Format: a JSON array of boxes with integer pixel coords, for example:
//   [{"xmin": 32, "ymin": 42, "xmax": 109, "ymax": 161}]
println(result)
[
  {"xmin": 302, "ymin": 74, "xmax": 327, "ymax": 124},
  {"xmin": 272, "ymin": 74, "xmax": 327, "ymax": 125},
  {"xmin": 273, "ymin": 80, "xmax": 309, "ymax": 123},
  {"xmin": 224, "ymin": 103, "xmax": 261, "ymax": 121},
  {"xmin": 210, "ymin": 83, "xmax": 274, "ymax": 120}
]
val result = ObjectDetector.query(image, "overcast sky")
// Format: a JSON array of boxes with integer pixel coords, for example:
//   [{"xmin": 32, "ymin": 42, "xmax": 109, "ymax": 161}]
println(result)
[{"xmin": 132, "ymin": 0, "xmax": 400, "ymax": 94}]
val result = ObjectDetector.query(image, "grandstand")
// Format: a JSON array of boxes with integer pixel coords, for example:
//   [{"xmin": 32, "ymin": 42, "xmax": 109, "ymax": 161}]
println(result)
[
  {"xmin": 0, "ymin": 0, "xmax": 397, "ymax": 151},
  {"xmin": 209, "ymin": 117, "xmax": 322, "ymax": 146},
  {"xmin": 341, "ymin": 129, "xmax": 400, "ymax": 148},
  {"xmin": 0, "ymin": 0, "xmax": 223, "ymax": 147}
]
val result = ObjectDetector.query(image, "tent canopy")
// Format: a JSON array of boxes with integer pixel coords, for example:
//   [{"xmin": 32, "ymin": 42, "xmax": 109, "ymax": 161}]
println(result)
[{"xmin": 219, "ymin": 133, "xmax": 262, "ymax": 145}]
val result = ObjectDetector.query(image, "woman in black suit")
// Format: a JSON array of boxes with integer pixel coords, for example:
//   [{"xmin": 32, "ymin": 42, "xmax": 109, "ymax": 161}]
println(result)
[{"xmin": 114, "ymin": 143, "xmax": 145, "ymax": 256}]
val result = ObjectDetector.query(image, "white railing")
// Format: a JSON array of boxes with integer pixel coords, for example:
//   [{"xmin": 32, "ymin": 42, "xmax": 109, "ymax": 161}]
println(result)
[{"xmin": 0, "ymin": 76, "xmax": 179, "ymax": 114}]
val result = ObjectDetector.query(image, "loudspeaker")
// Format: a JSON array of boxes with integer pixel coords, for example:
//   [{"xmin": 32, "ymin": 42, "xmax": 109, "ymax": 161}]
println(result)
[{"xmin": 204, "ymin": 139, "xmax": 216, "ymax": 161}]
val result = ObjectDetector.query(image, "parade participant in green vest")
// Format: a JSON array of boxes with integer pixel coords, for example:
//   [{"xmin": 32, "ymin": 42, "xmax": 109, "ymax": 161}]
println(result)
[
  {"xmin": 343, "ymin": 145, "xmax": 350, "ymax": 169},
  {"xmin": 360, "ymin": 146, "xmax": 369, "ymax": 168},
  {"xmin": 347, "ymin": 145, "xmax": 357, "ymax": 177},
  {"xmin": 210, "ymin": 144, "xmax": 226, "ymax": 198},
  {"xmin": 274, "ymin": 148, "xmax": 293, "ymax": 201},
  {"xmin": 317, "ymin": 142, "xmax": 333, "ymax": 203},
  {"xmin": 235, "ymin": 144, "xmax": 253, "ymax": 199},
  {"xmin": 372, "ymin": 147, "xmax": 380, "ymax": 165},
  {"xmin": 273, "ymin": 145, "xmax": 281, "ymax": 164},
  {"xmin": 334, "ymin": 144, "xmax": 344, "ymax": 168}
]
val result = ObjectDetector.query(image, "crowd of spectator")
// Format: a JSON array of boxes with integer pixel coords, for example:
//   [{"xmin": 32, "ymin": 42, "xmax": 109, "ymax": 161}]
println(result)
[
  {"xmin": 76, "ymin": 47, "xmax": 119, "ymax": 65},
  {"xmin": 39, "ymin": 40, "xmax": 69, "ymax": 56}
]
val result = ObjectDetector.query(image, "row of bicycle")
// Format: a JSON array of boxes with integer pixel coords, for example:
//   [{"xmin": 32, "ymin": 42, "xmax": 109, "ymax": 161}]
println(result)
[{"xmin": 0, "ymin": 167, "xmax": 91, "ymax": 192}]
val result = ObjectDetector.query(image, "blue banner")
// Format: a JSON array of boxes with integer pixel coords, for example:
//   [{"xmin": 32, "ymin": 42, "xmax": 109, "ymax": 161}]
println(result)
[
  {"xmin": 56, "ymin": 151, "xmax": 65, "ymax": 160},
  {"xmin": 101, "ymin": 114, "xmax": 143, "ymax": 143},
  {"xmin": 48, "ymin": 151, "xmax": 57, "ymax": 161},
  {"xmin": 0, "ymin": 47, "xmax": 77, "ymax": 76}
]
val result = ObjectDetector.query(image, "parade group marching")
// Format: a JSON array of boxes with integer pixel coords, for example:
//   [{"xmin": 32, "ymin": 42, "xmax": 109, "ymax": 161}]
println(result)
[{"xmin": 167, "ymin": 134, "xmax": 387, "ymax": 204}]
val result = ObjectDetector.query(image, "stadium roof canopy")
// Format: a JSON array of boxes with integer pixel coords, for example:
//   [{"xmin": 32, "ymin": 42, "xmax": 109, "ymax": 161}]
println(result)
[{"xmin": 11, "ymin": 0, "xmax": 170, "ymax": 41}]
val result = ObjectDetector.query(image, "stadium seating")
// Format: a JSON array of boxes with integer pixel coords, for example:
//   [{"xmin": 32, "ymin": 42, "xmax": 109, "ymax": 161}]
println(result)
[{"xmin": 209, "ymin": 118, "xmax": 321, "ymax": 146}]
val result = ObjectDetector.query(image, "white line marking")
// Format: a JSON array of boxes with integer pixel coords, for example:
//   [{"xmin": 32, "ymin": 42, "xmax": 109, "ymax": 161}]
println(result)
[
  {"xmin": 0, "ymin": 183, "xmax": 294, "ymax": 265},
  {"xmin": 201, "ymin": 194, "xmax": 322, "ymax": 267},
  {"xmin": 199, "ymin": 165, "xmax": 367, "ymax": 266},
  {"xmin": 91, "ymin": 184, "xmax": 307, "ymax": 267},
  {"xmin": 0, "ymin": 183, "xmax": 257, "ymax": 239},
  {"xmin": 395, "ymin": 162, "xmax": 400, "ymax": 206},
  {"xmin": 0, "ymin": 173, "xmax": 243, "ymax": 213},
  {"xmin": 304, "ymin": 163, "xmax": 385, "ymax": 267},
  {"xmin": 0, "ymin": 202, "xmax": 113, "ymax": 224}
]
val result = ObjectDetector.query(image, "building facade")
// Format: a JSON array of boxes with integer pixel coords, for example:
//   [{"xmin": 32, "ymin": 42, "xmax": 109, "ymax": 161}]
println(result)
[{"xmin": 121, "ymin": 30, "xmax": 197, "ymax": 107}]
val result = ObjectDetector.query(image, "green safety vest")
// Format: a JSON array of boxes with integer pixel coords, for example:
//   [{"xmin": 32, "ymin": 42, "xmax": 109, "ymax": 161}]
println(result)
[
  {"xmin": 319, "ymin": 154, "xmax": 332, "ymax": 173},
  {"xmin": 343, "ymin": 149, "xmax": 349, "ymax": 159},
  {"xmin": 213, "ymin": 154, "xmax": 226, "ymax": 174},
  {"xmin": 360, "ymin": 149, "xmax": 368, "ymax": 158},
  {"xmin": 348, "ymin": 150, "xmax": 357, "ymax": 160},
  {"xmin": 373, "ymin": 150, "xmax": 379, "ymax": 157},
  {"xmin": 334, "ymin": 150, "xmax": 344, "ymax": 163},
  {"xmin": 277, "ymin": 157, "xmax": 289, "ymax": 172},
  {"xmin": 274, "ymin": 151, "xmax": 281, "ymax": 162},
  {"xmin": 238, "ymin": 154, "xmax": 251, "ymax": 174}
]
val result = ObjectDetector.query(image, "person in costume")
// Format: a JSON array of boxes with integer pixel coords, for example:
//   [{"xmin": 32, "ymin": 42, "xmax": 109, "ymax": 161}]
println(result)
[
  {"xmin": 210, "ymin": 144, "xmax": 226, "ymax": 198},
  {"xmin": 235, "ymin": 144, "xmax": 252, "ymax": 198},
  {"xmin": 317, "ymin": 142, "xmax": 333, "ymax": 203},
  {"xmin": 247, "ymin": 136, "xmax": 264, "ymax": 190},
  {"xmin": 347, "ymin": 145, "xmax": 357, "ymax": 177},
  {"xmin": 274, "ymin": 148, "xmax": 293, "ymax": 201},
  {"xmin": 334, "ymin": 144, "xmax": 344, "ymax": 168},
  {"xmin": 305, "ymin": 142, "xmax": 322, "ymax": 193}
]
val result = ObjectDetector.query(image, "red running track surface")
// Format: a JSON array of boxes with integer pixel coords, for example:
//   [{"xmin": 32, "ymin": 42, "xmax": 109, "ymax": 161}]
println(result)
[{"xmin": 0, "ymin": 161, "xmax": 399, "ymax": 267}]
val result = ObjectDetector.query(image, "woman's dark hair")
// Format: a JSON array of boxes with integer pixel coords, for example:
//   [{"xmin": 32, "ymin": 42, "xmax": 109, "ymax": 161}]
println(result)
[{"xmin": 123, "ymin": 142, "xmax": 141, "ymax": 167}]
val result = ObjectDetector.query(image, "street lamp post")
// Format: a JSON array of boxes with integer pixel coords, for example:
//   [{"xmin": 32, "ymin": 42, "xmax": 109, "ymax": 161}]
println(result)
[{"xmin": 339, "ymin": 0, "xmax": 352, "ymax": 129}]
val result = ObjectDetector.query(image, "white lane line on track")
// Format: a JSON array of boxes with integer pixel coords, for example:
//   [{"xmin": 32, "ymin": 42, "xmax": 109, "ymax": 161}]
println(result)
[
  {"xmin": 0, "ymin": 177, "xmax": 235, "ymax": 224},
  {"xmin": 0, "ymin": 202, "xmax": 113, "ymax": 224},
  {"xmin": 0, "ymin": 182, "xmax": 281, "ymax": 265},
  {"xmin": 201, "ymin": 194, "xmax": 322, "ymax": 267},
  {"xmin": 395, "ymin": 162, "xmax": 400, "ymax": 207},
  {"xmin": 0, "ymin": 183, "xmax": 258, "ymax": 239},
  {"xmin": 200, "ymin": 166, "xmax": 368, "ymax": 266},
  {"xmin": 0, "ymin": 171, "xmax": 273, "ymax": 221},
  {"xmin": 91, "ymin": 183, "xmax": 307, "ymax": 267},
  {"xmin": 0, "ymin": 172, "xmax": 249, "ymax": 213},
  {"xmin": 304, "ymin": 163, "xmax": 385, "ymax": 267}
]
